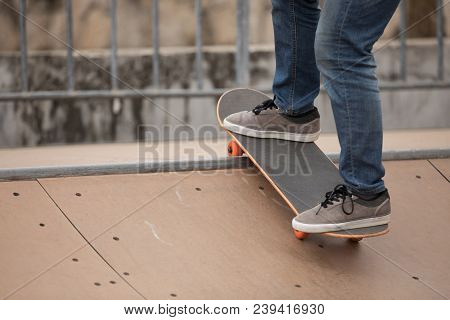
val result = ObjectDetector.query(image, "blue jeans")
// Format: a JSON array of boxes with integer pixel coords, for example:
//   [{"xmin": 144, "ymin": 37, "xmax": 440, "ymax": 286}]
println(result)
[{"xmin": 272, "ymin": 0, "xmax": 400, "ymax": 195}]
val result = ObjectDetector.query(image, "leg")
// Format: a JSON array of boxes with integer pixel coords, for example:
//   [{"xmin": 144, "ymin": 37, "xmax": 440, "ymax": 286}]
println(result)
[
  {"xmin": 272, "ymin": 0, "xmax": 320, "ymax": 116},
  {"xmin": 315, "ymin": 0, "xmax": 400, "ymax": 195},
  {"xmin": 221, "ymin": 0, "xmax": 322, "ymax": 143}
]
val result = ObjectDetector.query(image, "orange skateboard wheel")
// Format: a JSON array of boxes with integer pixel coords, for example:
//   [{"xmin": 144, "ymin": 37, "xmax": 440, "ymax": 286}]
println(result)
[
  {"xmin": 227, "ymin": 140, "xmax": 243, "ymax": 157},
  {"xmin": 350, "ymin": 237, "xmax": 363, "ymax": 242},
  {"xmin": 293, "ymin": 229, "xmax": 309, "ymax": 240}
]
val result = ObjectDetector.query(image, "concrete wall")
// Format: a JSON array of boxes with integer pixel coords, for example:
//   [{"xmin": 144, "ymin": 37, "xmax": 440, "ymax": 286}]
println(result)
[
  {"xmin": 1, "ymin": 0, "xmax": 449, "ymax": 52},
  {"xmin": 0, "ymin": 39, "xmax": 449, "ymax": 147},
  {"xmin": 0, "ymin": 0, "xmax": 273, "ymax": 51}
]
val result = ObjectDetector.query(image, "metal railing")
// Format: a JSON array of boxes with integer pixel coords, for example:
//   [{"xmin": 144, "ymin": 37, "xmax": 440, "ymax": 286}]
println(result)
[{"xmin": 0, "ymin": 0, "xmax": 448, "ymax": 102}]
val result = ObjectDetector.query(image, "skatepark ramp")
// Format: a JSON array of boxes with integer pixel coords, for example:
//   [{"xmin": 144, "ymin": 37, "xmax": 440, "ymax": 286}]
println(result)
[{"xmin": 1, "ymin": 157, "xmax": 449, "ymax": 299}]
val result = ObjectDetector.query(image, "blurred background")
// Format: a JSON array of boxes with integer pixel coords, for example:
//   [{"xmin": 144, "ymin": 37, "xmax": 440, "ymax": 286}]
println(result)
[{"xmin": 0, "ymin": 0, "xmax": 449, "ymax": 148}]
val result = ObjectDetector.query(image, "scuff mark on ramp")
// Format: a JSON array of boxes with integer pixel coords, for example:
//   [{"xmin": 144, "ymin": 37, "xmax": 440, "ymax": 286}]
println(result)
[
  {"xmin": 144, "ymin": 221, "xmax": 173, "ymax": 246},
  {"xmin": 175, "ymin": 187, "xmax": 190, "ymax": 207}
]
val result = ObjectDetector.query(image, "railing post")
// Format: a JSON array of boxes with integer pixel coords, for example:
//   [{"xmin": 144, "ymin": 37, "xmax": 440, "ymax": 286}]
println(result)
[
  {"xmin": 436, "ymin": 0, "xmax": 444, "ymax": 81},
  {"xmin": 152, "ymin": 0, "xmax": 160, "ymax": 88},
  {"xmin": 195, "ymin": 0, "xmax": 204, "ymax": 90},
  {"xmin": 109, "ymin": 0, "xmax": 118, "ymax": 90},
  {"xmin": 399, "ymin": 0, "xmax": 407, "ymax": 81},
  {"xmin": 236, "ymin": 0, "xmax": 250, "ymax": 86},
  {"xmin": 19, "ymin": 0, "xmax": 28, "ymax": 91},
  {"xmin": 65, "ymin": 0, "xmax": 74, "ymax": 91}
]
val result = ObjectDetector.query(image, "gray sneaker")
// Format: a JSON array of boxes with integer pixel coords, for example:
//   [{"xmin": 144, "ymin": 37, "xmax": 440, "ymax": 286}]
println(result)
[
  {"xmin": 292, "ymin": 185, "xmax": 391, "ymax": 233},
  {"xmin": 223, "ymin": 99, "xmax": 320, "ymax": 142}
]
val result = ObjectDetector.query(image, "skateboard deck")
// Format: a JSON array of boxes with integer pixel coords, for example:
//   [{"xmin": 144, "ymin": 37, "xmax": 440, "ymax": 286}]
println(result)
[{"xmin": 217, "ymin": 88, "xmax": 389, "ymax": 241}]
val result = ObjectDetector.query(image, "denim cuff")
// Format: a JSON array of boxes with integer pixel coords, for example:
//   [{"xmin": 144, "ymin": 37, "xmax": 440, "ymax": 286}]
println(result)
[
  {"xmin": 348, "ymin": 185, "xmax": 386, "ymax": 197},
  {"xmin": 273, "ymin": 96, "xmax": 315, "ymax": 117}
]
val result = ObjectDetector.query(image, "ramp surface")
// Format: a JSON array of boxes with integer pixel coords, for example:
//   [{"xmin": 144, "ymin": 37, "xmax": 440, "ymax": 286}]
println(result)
[{"xmin": 1, "ymin": 160, "xmax": 449, "ymax": 299}]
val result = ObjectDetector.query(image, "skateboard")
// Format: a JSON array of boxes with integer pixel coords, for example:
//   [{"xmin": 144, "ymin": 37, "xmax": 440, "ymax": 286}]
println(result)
[{"xmin": 217, "ymin": 88, "xmax": 389, "ymax": 242}]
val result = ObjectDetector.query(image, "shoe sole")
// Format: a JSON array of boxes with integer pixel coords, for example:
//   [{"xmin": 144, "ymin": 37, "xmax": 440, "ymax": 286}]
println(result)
[
  {"xmin": 292, "ymin": 214, "xmax": 391, "ymax": 233},
  {"xmin": 223, "ymin": 118, "xmax": 320, "ymax": 143}
]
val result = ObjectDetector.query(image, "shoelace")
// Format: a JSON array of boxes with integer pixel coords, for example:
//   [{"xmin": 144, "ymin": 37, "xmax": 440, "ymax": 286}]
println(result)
[
  {"xmin": 316, "ymin": 184, "xmax": 354, "ymax": 215},
  {"xmin": 252, "ymin": 99, "xmax": 278, "ymax": 115}
]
